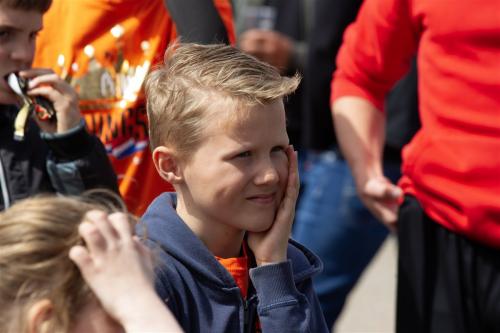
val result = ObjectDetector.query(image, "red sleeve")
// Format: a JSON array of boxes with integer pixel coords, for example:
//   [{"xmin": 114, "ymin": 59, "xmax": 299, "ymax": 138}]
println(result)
[{"xmin": 331, "ymin": 0, "xmax": 419, "ymax": 111}]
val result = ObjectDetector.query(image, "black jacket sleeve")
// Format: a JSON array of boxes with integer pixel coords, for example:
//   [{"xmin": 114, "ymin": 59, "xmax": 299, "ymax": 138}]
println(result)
[{"xmin": 41, "ymin": 120, "xmax": 119, "ymax": 194}]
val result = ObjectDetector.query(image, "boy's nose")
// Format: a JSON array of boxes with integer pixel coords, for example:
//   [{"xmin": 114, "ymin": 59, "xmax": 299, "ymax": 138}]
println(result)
[
  {"xmin": 11, "ymin": 41, "xmax": 35, "ymax": 66},
  {"xmin": 254, "ymin": 161, "xmax": 280, "ymax": 186}
]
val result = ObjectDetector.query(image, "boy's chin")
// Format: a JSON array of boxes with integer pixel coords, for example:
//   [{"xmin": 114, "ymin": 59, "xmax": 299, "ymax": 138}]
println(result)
[{"xmin": 245, "ymin": 219, "xmax": 275, "ymax": 233}]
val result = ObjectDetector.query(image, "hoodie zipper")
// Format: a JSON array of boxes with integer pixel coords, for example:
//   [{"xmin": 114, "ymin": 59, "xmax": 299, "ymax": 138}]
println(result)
[
  {"xmin": 243, "ymin": 298, "xmax": 250, "ymax": 332},
  {"xmin": 243, "ymin": 294, "xmax": 258, "ymax": 333},
  {"xmin": 0, "ymin": 154, "xmax": 10, "ymax": 209}
]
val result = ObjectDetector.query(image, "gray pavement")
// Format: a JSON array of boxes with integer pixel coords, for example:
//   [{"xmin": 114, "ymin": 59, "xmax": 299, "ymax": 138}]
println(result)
[{"xmin": 334, "ymin": 236, "xmax": 397, "ymax": 333}]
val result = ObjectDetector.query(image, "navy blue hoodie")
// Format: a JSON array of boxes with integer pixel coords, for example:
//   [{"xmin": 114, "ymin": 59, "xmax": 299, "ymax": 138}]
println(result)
[{"xmin": 137, "ymin": 193, "xmax": 329, "ymax": 333}]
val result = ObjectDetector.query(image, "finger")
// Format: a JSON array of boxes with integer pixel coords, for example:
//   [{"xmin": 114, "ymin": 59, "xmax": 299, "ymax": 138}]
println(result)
[
  {"xmin": 26, "ymin": 86, "xmax": 64, "ymax": 104},
  {"xmin": 84, "ymin": 210, "xmax": 119, "ymax": 248},
  {"xmin": 69, "ymin": 245, "xmax": 93, "ymax": 272},
  {"xmin": 239, "ymin": 32, "xmax": 268, "ymax": 52},
  {"xmin": 27, "ymin": 73, "xmax": 66, "ymax": 90},
  {"xmin": 133, "ymin": 236, "xmax": 153, "ymax": 260},
  {"xmin": 133, "ymin": 236, "xmax": 150, "ymax": 255},
  {"xmin": 107, "ymin": 212, "xmax": 133, "ymax": 242},
  {"xmin": 32, "ymin": 116, "xmax": 56, "ymax": 133},
  {"xmin": 18, "ymin": 68, "xmax": 55, "ymax": 78},
  {"xmin": 371, "ymin": 200, "xmax": 399, "ymax": 226},
  {"xmin": 388, "ymin": 222, "xmax": 398, "ymax": 234},
  {"xmin": 27, "ymin": 77, "xmax": 76, "ymax": 98},
  {"xmin": 79, "ymin": 221, "xmax": 107, "ymax": 256},
  {"xmin": 364, "ymin": 178, "xmax": 402, "ymax": 200},
  {"xmin": 240, "ymin": 42, "xmax": 267, "ymax": 59},
  {"xmin": 270, "ymin": 146, "xmax": 298, "ymax": 232},
  {"xmin": 133, "ymin": 236, "xmax": 155, "ymax": 273},
  {"xmin": 285, "ymin": 145, "xmax": 300, "ymax": 201},
  {"xmin": 278, "ymin": 145, "xmax": 299, "ymax": 211},
  {"xmin": 240, "ymin": 29, "xmax": 266, "ymax": 41}
]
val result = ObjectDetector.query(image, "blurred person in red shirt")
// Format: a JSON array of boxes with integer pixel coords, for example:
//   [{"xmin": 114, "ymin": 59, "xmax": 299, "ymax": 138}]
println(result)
[{"xmin": 332, "ymin": 0, "xmax": 500, "ymax": 331}]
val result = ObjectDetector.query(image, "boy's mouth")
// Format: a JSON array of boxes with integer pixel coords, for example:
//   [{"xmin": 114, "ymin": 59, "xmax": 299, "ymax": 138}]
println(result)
[
  {"xmin": 4, "ymin": 72, "xmax": 26, "ymax": 97},
  {"xmin": 247, "ymin": 193, "xmax": 276, "ymax": 205}
]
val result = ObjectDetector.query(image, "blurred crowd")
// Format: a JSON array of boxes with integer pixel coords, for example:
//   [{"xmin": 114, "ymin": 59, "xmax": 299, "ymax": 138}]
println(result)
[{"xmin": 1, "ymin": 0, "xmax": 499, "ymax": 332}]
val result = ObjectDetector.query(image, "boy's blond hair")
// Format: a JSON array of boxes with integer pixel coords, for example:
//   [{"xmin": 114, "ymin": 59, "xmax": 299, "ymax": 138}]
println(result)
[{"xmin": 145, "ymin": 43, "xmax": 300, "ymax": 158}]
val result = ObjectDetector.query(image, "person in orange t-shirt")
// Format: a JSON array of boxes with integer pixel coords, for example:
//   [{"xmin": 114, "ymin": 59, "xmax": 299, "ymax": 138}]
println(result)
[{"xmin": 34, "ymin": 0, "xmax": 235, "ymax": 215}]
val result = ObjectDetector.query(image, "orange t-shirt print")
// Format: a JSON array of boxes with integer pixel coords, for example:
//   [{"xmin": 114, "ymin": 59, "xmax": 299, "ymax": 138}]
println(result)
[{"xmin": 34, "ymin": 0, "xmax": 235, "ymax": 215}]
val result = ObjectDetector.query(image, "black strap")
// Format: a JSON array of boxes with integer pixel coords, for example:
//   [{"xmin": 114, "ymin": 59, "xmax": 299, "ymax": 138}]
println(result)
[{"xmin": 164, "ymin": 0, "xmax": 230, "ymax": 44}]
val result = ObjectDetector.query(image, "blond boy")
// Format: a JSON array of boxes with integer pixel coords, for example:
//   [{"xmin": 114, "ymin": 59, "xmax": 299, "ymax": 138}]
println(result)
[{"xmin": 138, "ymin": 43, "xmax": 328, "ymax": 333}]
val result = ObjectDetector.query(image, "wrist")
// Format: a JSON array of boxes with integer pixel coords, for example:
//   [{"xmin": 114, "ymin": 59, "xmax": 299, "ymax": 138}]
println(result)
[
  {"xmin": 353, "ymin": 163, "xmax": 383, "ymax": 191},
  {"xmin": 56, "ymin": 114, "xmax": 83, "ymax": 134},
  {"xmin": 118, "ymin": 290, "xmax": 169, "ymax": 331},
  {"xmin": 41, "ymin": 119, "xmax": 94, "ymax": 161},
  {"xmin": 255, "ymin": 254, "xmax": 286, "ymax": 267},
  {"xmin": 250, "ymin": 260, "xmax": 302, "ymax": 307}
]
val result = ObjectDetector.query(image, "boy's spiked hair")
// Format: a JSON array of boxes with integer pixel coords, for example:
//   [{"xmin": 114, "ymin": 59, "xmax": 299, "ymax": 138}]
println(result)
[
  {"xmin": 145, "ymin": 42, "xmax": 300, "ymax": 158},
  {"xmin": 0, "ymin": 0, "xmax": 52, "ymax": 12}
]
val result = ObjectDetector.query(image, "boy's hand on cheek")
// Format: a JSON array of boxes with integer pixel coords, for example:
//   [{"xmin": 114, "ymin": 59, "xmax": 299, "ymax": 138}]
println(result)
[{"xmin": 248, "ymin": 146, "xmax": 299, "ymax": 266}]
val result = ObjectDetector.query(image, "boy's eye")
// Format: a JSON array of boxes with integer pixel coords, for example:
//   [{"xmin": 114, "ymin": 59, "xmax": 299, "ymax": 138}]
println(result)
[
  {"xmin": 235, "ymin": 151, "xmax": 251, "ymax": 158},
  {"xmin": 271, "ymin": 146, "xmax": 286, "ymax": 154},
  {"xmin": 0, "ymin": 30, "xmax": 11, "ymax": 41},
  {"xmin": 29, "ymin": 31, "xmax": 39, "ymax": 40}
]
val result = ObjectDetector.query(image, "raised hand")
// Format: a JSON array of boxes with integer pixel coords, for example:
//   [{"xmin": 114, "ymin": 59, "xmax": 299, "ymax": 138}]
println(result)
[
  {"xmin": 69, "ymin": 210, "xmax": 183, "ymax": 332},
  {"xmin": 239, "ymin": 29, "xmax": 293, "ymax": 74},
  {"xmin": 247, "ymin": 145, "xmax": 299, "ymax": 266},
  {"xmin": 20, "ymin": 68, "xmax": 81, "ymax": 134}
]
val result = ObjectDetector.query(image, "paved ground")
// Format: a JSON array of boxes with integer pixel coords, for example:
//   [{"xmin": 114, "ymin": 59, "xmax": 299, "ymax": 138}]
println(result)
[{"xmin": 334, "ymin": 236, "xmax": 397, "ymax": 333}]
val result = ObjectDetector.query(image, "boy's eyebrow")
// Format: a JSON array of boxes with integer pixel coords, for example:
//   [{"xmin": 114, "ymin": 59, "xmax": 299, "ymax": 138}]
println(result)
[
  {"xmin": 0, "ymin": 24, "xmax": 20, "ymax": 31},
  {"xmin": 0, "ymin": 24, "xmax": 43, "ymax": 33}
]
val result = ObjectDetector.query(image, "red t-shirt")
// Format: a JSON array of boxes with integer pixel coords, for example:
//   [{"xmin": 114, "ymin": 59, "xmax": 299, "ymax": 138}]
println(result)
[
  {"xmin": 216, "ymin": 252, "xmax": 250, "ymax": 299},
  {"xmin": 332, "ymin": 0, "xmax": 500, "ymax": 247},
  {"xmin": 216, "ymin": 244, "xmax": 262, "ymax": 332}
]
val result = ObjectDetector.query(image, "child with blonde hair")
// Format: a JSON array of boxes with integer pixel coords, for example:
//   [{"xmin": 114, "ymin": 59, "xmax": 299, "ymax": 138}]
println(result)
[
  {"xmin": 139, "ymin": 43, "xmax": 328, "ymax": 332},
  {"xmin": 0, "ymin": 193, "xmax": 182, "ymax": 333}
]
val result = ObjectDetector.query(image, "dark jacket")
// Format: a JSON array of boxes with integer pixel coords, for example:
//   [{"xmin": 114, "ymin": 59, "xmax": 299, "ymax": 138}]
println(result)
[
  {"xmin": 0, "ymin": 104, "xmax": 118, "ymax": 210},
  {"xmin": 137, "ymin": 193, "xmax": 329, "ymax": 333}
]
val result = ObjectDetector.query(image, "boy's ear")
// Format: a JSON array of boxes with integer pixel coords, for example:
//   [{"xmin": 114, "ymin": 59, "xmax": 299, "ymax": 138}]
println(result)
[
  {"xmin": 27, "ymin": 299, "xmax": 53, "ymax": 333},
  {"xmin": 152, "ymin": 146, "xmax": 183, "ymax": 184}
]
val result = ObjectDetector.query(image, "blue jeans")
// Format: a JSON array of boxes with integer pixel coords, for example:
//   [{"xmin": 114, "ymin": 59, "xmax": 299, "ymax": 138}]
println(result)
[{"xmin": 292, "ymin": 149, "xmax": 401, "ymax": 329}]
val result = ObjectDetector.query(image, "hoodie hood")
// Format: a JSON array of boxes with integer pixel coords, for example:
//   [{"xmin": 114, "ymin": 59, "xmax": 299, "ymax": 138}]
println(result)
[{"xmin": 137, "ymin": 192, "xmax": 323, "ymax": 288}]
